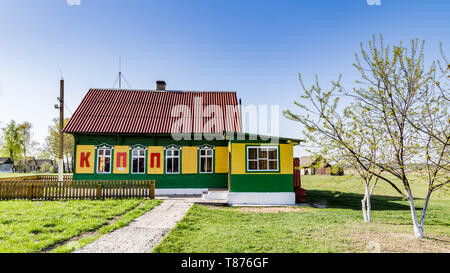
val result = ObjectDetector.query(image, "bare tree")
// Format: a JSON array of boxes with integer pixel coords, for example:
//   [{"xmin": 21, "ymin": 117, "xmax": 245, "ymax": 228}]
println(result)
[
  {"xmin": 285, "ymin": 35, "xmax": 449, "ymax": 238},
  {"xmin": 284, "ymin": 74, "xmax": 384, "ymax": 222}
]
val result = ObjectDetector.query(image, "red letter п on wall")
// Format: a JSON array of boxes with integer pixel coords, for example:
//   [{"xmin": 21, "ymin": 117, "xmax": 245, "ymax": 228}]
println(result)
[
  {"xmin": 116, "ymin": 152, "xmax": 127, "ymax": 168},
  {"xmin": 80, "ymin": 152, "xmax": 90, "ymax": 167},
  {"xmin": 150, "ymin": 153, "xmax": 160, "ymax": 168}
]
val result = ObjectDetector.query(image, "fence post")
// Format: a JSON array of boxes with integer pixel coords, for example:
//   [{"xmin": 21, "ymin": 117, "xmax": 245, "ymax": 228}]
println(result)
[
  {"xmin": 28, "ymin": 184, "xmax": 34, "ymax": 200},
  {"xmin": 96, "ymin": 182, "xmax": 103, "ymax": 199},
  {"xmin": 149, "ymin": 181, "xmax": 155, "ymax": 199}
]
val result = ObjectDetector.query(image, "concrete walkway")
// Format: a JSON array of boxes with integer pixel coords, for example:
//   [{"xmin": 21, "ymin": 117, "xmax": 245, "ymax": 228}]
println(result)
[{"xmin": 74, "ymin": 197, "xmax": 194, "ymax": 253}]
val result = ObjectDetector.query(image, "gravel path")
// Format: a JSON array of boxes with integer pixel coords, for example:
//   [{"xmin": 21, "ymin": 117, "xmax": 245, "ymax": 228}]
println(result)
[{"xmin": 74, "ymin": 197, "xmax": 194, "ymax": 253}]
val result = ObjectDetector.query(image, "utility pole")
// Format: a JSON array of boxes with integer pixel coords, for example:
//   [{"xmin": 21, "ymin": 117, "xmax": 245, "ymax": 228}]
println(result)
[{"xmin": 58, "ymin": 79, "xmax": 64, "ymax": 181}]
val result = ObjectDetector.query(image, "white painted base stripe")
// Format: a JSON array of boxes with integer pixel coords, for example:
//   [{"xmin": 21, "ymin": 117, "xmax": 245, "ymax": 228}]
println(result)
[
  {"xmin": 227, "ymin": 192, "xmax": 296, "ymax": 206},
  {"xmin": 155, "ymin": 188, "xmax": 208, "ymax": 196},
  {"xmin": 202, "ymin": 191, "xmax": 229, "ymax": 200}
]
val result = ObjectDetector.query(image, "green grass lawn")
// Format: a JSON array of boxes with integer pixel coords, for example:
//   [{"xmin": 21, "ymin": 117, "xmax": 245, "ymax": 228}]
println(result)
[
  {"xmin": 0, "ymin": 198, "xmax": 161, "ymax": 253},
  {"xmin": 153, "ymin": 175, "xmax": 449, "ymax": 253}
]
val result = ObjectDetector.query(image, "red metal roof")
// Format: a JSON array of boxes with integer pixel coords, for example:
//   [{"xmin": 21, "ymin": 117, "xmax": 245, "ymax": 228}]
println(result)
[{"xmin": 63, "ymin": 89, "xmax": 241, "ymax": 134}]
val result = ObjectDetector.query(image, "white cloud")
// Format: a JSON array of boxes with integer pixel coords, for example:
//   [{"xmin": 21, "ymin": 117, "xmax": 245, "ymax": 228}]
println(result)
[{"xmin": 66, "ymin": 0, "xmax": 81, "ymax": 6}]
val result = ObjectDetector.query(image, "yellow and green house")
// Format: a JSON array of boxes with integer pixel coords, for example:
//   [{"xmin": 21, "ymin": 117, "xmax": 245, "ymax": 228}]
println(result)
[{"xmin": 64, "ymin": 82, "xmax": 301, "ymax": 205}]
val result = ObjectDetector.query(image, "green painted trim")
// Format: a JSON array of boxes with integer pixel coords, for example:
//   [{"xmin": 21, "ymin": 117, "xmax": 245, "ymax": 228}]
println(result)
[
  {"xmin": 73, "ymin": 134, "xmax": 229, "ymax": 147},
  {"xmin": 97, "ymin": 143, "xmax": 114, "ymax": 149},
  {"xmin": 73, "ymin": 139, "xmax": 77, "ymax": 173},
  {"xmin": 244, "ymin": 144, "xmax": 280, "ymax": 174},
  {"xmin": 130, "ymin": 144, "xmax": 147, "ymax": 150},
  {"xmin": 73, "ymin": 173, "xmax": 228, "ymax": 189},
  {"xmin": 229, "ymin": 174, "xmax": 293, "ymax": 192},
  {"xmin": 223, "ymin": 131, "xmax": 303, "ymax": 144}
]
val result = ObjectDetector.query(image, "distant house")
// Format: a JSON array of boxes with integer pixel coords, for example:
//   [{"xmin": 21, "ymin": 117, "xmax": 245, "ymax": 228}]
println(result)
[
  {"xmin": 0, "ymin": 157, "xmax": 14, "ymax": 173},
  {"xmin": 299, "ymin": 156, "xmax": 332, "ymax": 175},
  {"xmin": 36, "ymin": 159, "xmax": 55, "ymax": 173},
  {"xmin": 15, "ymin": 157, "xmax": 38, "ymax": 173}
]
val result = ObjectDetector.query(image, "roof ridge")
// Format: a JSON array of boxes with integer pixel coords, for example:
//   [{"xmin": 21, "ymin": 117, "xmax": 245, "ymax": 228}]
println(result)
[{"xmin": 88, "ymin": 88, "xmax": 237, "ymax": 93}]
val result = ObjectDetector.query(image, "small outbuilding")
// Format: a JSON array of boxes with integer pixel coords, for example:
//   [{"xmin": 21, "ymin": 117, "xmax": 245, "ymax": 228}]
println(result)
[
  {"xmin": 0, "ymin": 157, "xmax": 14, "ymax": 173},
  {"xmin": 36, "ymin": 159, "xmax": 56, "ymax": 173},
  {"xmin": 299, "ymin": 155, "xmax": 332, "ymax": 175}
]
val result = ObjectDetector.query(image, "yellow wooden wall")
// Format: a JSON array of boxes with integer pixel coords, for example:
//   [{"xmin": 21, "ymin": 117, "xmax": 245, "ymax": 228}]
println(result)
[
  {"xmin": 147, "ymin": 146, "xmax": 164, "ymax": 174},
  {"xmin": 113, "ymin": 146, "xmax": 129, "ymax": 174},
  {"xmin": 75, "ymin": 145, "xmax": 95, "ymax": 174},
  {"xmin": 182, "ymin": 146, "xmax": 197, "ymax": 174},
  {"xmin": 230, "ymin": 143, "xmax": 293, "ymax": 175},
  {"xmin": 215, "ymin": 146, "xmax": 229, "ymax": 173}
]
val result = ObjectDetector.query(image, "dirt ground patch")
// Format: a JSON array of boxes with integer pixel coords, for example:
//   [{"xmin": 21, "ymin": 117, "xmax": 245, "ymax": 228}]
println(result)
[
  {"xmin": 340, "ymin": 222, "xmax": 450, "ymax": 253},
  {"xmin": 238, "ymin": 207, "xmax": 309, "ymax": 213},
  {"xmin": 204, "ymin": 205, "xmax": 309, "ymax": 213}
]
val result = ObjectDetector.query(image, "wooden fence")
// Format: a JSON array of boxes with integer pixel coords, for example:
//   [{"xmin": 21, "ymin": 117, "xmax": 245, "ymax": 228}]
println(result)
[
  {"xmin": 0, "ymin": 180, "xmax": 155, "ymax": 200},
  {"xmin": 0, "ymin": 175, "xmax": 73, "ymax": 181}
]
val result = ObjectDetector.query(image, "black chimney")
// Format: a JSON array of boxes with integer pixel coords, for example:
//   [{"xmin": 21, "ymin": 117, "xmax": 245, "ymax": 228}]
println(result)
[{"xmin": 156, "ymin": 81, "xmax": 166, "ymax": 91}]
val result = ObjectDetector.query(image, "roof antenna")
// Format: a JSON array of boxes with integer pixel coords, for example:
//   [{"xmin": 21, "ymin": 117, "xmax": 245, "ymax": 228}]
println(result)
[
  {"xmin": 119, "ymin": 56, "xmax": 122, "ymax": 89},
  {"xmin": 112, "ymin": 56, "xmax": 132, "ymax": 90}
]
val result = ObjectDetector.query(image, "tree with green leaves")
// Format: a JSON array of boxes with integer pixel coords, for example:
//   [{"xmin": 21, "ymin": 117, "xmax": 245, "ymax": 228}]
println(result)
[
  {"xmin": 1, "ymin": 120, "xmax": 38, "ymax": 172},
  {"xmin": 17, "ymin": 121, "xmax": 38, "ymax": 171},
  {"xmin": 0, "ymin": 120, "xmax": 22, "ymax": 163},
  {"xmin": 285, "ymin": 35, "xmax": 449, "ymax": 238}
]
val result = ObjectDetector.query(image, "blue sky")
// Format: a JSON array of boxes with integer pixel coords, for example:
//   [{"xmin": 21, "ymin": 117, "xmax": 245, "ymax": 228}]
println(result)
[{"xmin": 0, "ymin": 0, "xmax": 449, "ymax": 156}]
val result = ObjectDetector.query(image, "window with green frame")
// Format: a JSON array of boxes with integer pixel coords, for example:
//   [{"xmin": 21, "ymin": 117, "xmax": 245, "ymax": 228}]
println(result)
[{"xmin": 247, "ymin": 146, "xmax": 279, "ymax": 172}]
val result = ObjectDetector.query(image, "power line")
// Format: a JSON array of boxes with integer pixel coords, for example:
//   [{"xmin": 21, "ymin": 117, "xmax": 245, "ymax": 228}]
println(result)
[{"xmin": 64, "ymin": 103, "xmax": 73, "ymax": 115}]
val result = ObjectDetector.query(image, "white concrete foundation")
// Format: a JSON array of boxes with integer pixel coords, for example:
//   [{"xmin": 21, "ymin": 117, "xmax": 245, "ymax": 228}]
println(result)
[
  {"xmin": 227, "ymin": 192, "xmax": 296, "ymax": 206},
  {"xmin": 155, "ymin": 188, "xmax": 208, "ymax": 196},
  {"xmin": 202, "ymin": 191, "xmax": 229, "ymax": 200}
]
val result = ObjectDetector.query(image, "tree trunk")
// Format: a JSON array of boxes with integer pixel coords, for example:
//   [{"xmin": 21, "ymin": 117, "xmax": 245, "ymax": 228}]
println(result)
[
  {"xmin": 406, "ymin": 189, "xmax": 424, "ymax": 239},
  {"xmin": 23, "ymin": 150, "xmax": 27, "ymax": 173},
  {"xmin": 63, "ymin": 155, "xmax": 67, "ymax": 173},
  {"xmin": 420, "ymin": 190, "xmax": 432, "ymax": 227},
  {"xmin": 366, "ymin": 193, "xmax": 372, "ymax": 222},
  {"xmin": 361, "ymin": 182, "xmax": 372, "ymax": 222},
  {"xmin": 361, "ymin": 195, "xmax": 368, "ymax": 222},
  {"xmin": 65, "ymin": 154, "xmax": 71, "ymax": 173}
]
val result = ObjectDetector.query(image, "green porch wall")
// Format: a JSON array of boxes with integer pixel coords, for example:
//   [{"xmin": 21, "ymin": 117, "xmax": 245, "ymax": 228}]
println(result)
[
  {"xmin": 229, "ymin": 174, "xmax": 293, "ymax": 192},
  {"xmin": 74, "ymin": 173, "xmax": 228, "ymax": 189}
]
